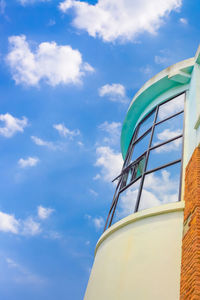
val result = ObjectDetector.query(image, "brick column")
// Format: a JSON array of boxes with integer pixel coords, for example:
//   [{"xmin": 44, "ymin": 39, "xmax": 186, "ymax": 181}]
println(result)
[{"xmin": 180, "ymin": 147, "xmax": 200, "ymax": 299}]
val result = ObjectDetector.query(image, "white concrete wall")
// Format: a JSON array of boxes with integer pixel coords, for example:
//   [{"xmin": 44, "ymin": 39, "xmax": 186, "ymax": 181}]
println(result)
[{"xmin": 84, "ymin": 203, "xmax": 184, "ymax": 300}]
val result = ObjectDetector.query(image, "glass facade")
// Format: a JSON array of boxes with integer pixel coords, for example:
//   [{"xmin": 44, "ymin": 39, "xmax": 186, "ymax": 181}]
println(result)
[{"xmin": 104, "ymin": 93, "xmax": 185, "ymax": 231}]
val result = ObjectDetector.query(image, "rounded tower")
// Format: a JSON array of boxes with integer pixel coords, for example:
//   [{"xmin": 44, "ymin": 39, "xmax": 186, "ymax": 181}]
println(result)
[{"xmin": 84, "ymin": 46, "xmax": 200, "ymax": 300}]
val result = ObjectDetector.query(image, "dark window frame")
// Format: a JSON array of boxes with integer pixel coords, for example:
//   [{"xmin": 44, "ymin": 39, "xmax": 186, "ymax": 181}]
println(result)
[{"xmin": 104, "ymin": 92, "xmax": 185, "ymax": 231}]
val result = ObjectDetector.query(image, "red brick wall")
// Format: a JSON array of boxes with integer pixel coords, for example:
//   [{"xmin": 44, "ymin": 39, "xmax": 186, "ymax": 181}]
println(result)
[{"xmin": 180, "ymin": 147, "xmax": 200, "ymax": 299}]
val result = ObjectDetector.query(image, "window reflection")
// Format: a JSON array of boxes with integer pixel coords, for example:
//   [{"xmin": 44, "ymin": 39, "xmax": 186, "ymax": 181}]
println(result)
[
  {"xmin": 120, "ymin": 156, "xmax": 145, "ymax": 190},
  {"xmin": 147, "ymin": 137, "xmax": 182, "ymax": 171},
  {"xmin": 105, "ymin": 93, "xmax": 185, "ymax": 231},
  {"xmin": 156, "ymin": 94, "xmax": 184, "ymax": 122},
  {"xmin": 130, "ymin": 131, "xmax": 150, "ymax": 162},
  {"xmin": 138, "ymin": 163, "xmax": 181, "ymax": 211},
  {"xmin": 112, "ymin": 179, "xmax": 141, "ymax": 224},
  {"xmin": 137, "ymin": 110, "xmax": 155, "ymax": 138},
  {"xmin": 152, "ymin": 112, "xmax": 183, "ymax": 147}
]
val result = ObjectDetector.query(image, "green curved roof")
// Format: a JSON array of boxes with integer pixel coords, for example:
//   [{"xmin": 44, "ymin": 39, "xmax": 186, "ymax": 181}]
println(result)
[{"xmin": 121, "ymin": 57, "xmax": 194, "ymax": 159}]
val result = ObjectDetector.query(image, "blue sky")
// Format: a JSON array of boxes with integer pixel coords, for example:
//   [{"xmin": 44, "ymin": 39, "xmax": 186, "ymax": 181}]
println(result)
[{"xmin": 0, "ymin": 0, "xmax": 199, "ymax": 299}]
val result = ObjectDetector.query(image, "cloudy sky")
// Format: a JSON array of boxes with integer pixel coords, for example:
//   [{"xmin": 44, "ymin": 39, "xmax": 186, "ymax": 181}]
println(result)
[{"xmin": 0, "ymin": 0, "xmax": 199, "ymax": 299}]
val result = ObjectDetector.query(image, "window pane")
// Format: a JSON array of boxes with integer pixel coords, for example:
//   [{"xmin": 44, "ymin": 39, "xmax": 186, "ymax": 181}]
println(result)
[
  {"xmin": 137, "ymin": 110, "xmax": 155, "ymax": 138},
  {"xmin": 157, "ymin": 94, "xmax": 184, "ymax": 122},
  {"xmin": 147, "ymin": 137, "xmax": 182, "ymax": 171},
  {"xmin": 130, "ymin": 131, "xmax": 150, "ymax": 162},
  {"xmin": 138, "ymin": 162, "xmax": 181, "ymax": 211},
  {"xmin": 112, "ymin": 179, "xmax": 141, "ymax": 224},
  {"xmin": 120, "ymin": 156, "xmax": 145, "ymax": 190},
  {"xmin": 152, "ymin": 112, "xmax": 183, "ymax": 147},
  {"xmin": 135, "ymin": 156, "xmax": 146, "ymax": 178},
  {"xmin": 120, "ymin": 169, "xmax": 132, "ymax": 189}
]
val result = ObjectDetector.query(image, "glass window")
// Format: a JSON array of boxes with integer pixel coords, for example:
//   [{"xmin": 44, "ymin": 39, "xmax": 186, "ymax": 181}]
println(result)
[
  {"xmin": 130, "ymin": 131, "xmax": 151, "ymax": 162},
  {"xmin": 135, "ymin": 156, "xmax": 146, "ymax": 178},
  {"xmin": 137, "ymin": 110, "xmax": 155, "ymax": 138},
  {"xmin": 120, "ymin": 156, "xmax": 145, "ymax": 190},
  {"xmin": 112, "ymin": 179, "xmax": 141, "ymax": 224},
  {"xmin": 105, "ymin": 93, "xmax": 185, "ymax": 231},
  {"xmin": 147, "ymin": 137, "xmax": 182, "ymax": 171},
  {"xmin": 156, "ymin": 94, "xmax": 184, "ymax": 122},
  {"xmin": 138, "ymin": 162, "xmax": 181, "ymax": 211},
  {"xmin": 152, "ymin": 112, "xmax": 183, "ymax": 147},
  {"xmin": 120, "ymin": 156, "xmax": 146, "ymax": 189},
  {"xmin": 120, "ymin": 169, "xmax": 132, "ymax": 189}
]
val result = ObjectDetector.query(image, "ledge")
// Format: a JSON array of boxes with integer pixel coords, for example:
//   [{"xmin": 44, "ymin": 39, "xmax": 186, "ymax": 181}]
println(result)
[{"xmin": 95, "ymin": 201, "xmax": 185, "ymax": 256}]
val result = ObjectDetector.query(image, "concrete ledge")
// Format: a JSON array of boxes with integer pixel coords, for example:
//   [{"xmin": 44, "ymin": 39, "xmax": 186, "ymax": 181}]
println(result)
[{"xmin": 95, "ymin": 201, "xmax": 185, "ymax": 256}]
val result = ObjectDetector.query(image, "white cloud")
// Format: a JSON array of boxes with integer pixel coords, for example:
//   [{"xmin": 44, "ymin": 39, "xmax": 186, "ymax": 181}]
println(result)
[
  {"xmin": 85, "ymin": 214, "xmax": 104, "ymax": 230},
  {"xmin": 0, "ymin": 212, "xmax": 19, "ymax": 234},
  {"xmin": 93, "ymin": 216, "xmax": 104, "ymax": 230},
  {"xmin": 98, "ymin": 121, "xmax": 121, "ymax": 145},
  {"xmin": 140, "ymin": 169, "xmax": 179, "ymax": 207},
  {"xmin": 45, "ymin": 231, "xmax": 61, "ymax": 240},
  {"xmin": 154, "ymin": 128, "xmax": 182, "ymax": 152},
  {"xmin": 0, "ymin": 113, "xmax": 28, "ymax": 138},
  {"xmin": 37, "ymin": 206, "xmax": 54, "ymax": 220},
  {"xmin": 93, "ymin": 174, "xmax": 101, "ymax": 181},
  {"xmin": 158, "ymin": 94, "xmax": 184, "ymax": 119},
  {"xmin": 0, "ymin": 0, "xmax": 6, "ymax": 14},
  {"xmin": 95, "ymin": 146, "xmax": 123, "ymax": 182},
  {"xmin": 140, "ymin": 65, "xmax": 153, "ymax": 75},
  {"xmin": 22, "ymin": 217, "xmax": 41, "ymax": 236},
  {"xmin": 18, "ymin": 157, "xmax": 39, "ymax": 168},
  {"xmin": 154, "ymin": 55, "xmax": 169, "ymax": 65},
  {"xmin": 99, "ymin": 84, "xmax": 127, "ymax": 103},
  {"xmin": 59, "ymin": 0, "xmax": 182, "ymax": 43},
  {"xmin": 19, "ymin": 0, "xmax": 50, "ymax": 6},
  {"xmin": 179, "ymin": 17, "xmax": 188, "ymax": 25},
  {"xmin": 89, "ymin": 189, "xmax": 98, "ymax": 197},
  {"xmin": 31, "ymin": 136, "xmax": 57, "ymax": 150},
  {"xmin": 6, "ymin": 257, "xmax": 45, "ymax": 284},
  {"xmin": 115, "ymin": 167, "xmax": 180, "ymax": 220},
  {"xmin": 53, "ymin": 123, "xmax": 80, "ymax": 138},
  {"xmin": 77, "ymin": 141, "xmax": 84, "ymax": 147},
  {"xmin": 0, "ymin": 206, "xmax": 55, "ymax": 237},
  {"xmin": 157, "ymin": 128, "xmax": 181, "ymax": 141},
  {"xmin": 6, "ymin": 35, "xmax": 94, "ymax": 86},
  {"xmin": 0, "ymin": 211, "xmax": 41, "ymax": 236},
  {"xmin": 47, "ymin": 19, "xmax": 56, "ymax": 26},
  {"xmin": 115, "ymin": 183, "xmax": 140, "ymax": 220}
]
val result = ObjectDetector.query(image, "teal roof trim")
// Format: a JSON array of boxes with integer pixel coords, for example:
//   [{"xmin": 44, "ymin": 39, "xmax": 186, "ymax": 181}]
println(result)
[{"xmin": 121, "ymin": 58, "xmax": 194, "ymax": 159}]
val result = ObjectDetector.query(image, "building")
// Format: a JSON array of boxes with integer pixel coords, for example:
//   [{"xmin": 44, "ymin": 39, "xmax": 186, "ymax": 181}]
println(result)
[{"xmin": 84, "ymin": 46, "xmax": 200, "ymax": 300}]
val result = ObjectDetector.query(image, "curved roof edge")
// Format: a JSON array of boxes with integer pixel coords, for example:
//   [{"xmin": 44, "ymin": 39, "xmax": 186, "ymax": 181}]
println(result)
[{"xmin": 121, "ymin": 57, "xmax": 194, "ymax": 159}]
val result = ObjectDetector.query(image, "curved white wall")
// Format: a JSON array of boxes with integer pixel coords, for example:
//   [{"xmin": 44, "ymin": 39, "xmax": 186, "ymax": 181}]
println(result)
[{"xmin": 84, "ymin": 203, "xmax": 184, "ymax": 300}]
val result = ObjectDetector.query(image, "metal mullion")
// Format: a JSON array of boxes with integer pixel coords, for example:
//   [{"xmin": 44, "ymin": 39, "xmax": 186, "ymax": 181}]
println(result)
[
  {"xmin": 178, "ymin": 93, "xmax": 186, "ymax": 202},
  {"xmin": 123, "ymin": 108, "xmax": 156, "ymax": 168},
  {"xmin": 134, "ymin": 105, "xmax": 159, "ymax": 212},
  {"xmin": 124, "ymin": 125, "xmax": 140, "ymax": 167},
  {"xmin": 104, "ymin": 177, "xmax": 122, "ymax": 231},
  {"xmin": 125, "ymin": 125, "xmax": 140, "ymax": 166},
  {"xmin": 104, "ymin": 210, "xmax": 112, "ymax": 231},
  {"xmin": 149, "ymin": 134, "xmax": 183, "ymax": 151},
  {"xmin": 144, "ymin": 159, "xmax": 181, "ymax": 176},
  {"xmin": 119, "ymin": 175, "xmax": 142, "ymax": 193},
  {"xmin": 131, "ymin": 127, "xmax": 152, "ymax": 148},
  {"xmin": 109, "ymin": 178, "xmax": 122, "ymax": 211},
  {"xmin": 157, "ymin": 91, "xmax": 186, "ymax": 110},
  {"xmin": 112, "ymin": 151, "xmax": 147, "ymax": 183},
  {"xmin": 109, "ymin": 174, "xmax": 142, "ymax": 227},
  {"xmin": 109, "ymin": 194, "xmax": 119, "ymax": 227},
  {"xmin": 155, "ymin": 110, "xmax": 184, "ymax": 126}
]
